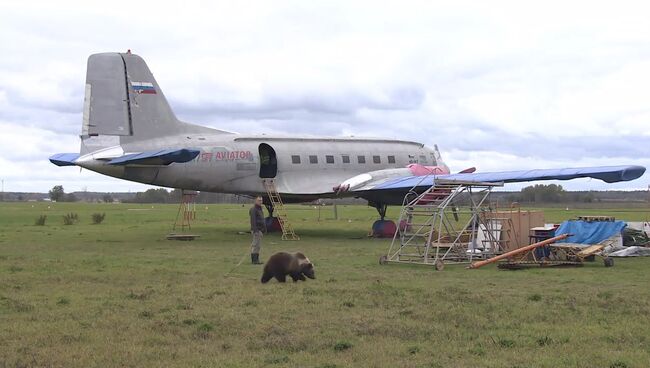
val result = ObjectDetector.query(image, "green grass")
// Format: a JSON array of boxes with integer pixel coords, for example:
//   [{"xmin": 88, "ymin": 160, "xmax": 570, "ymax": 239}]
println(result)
[{"xmin": 1, "ymin": 201, "xmax": 650, "ymax": 367}]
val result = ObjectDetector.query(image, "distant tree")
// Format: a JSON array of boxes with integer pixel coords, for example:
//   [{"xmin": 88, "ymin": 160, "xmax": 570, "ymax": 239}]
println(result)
[
  {"xmin": 65, "ymin": 193, "xmax": 78, "ymax": 202},
  {"xmin": 127, "ymin": 188, "xmax": 172, "ymax": 203},
  {"xmin": 49, "ymin": 185, "xmax": 65, "ymax": 202},
  {"xmin": 170, "ymin": 188, "xmax": 183, "ymax": 202},
  {"xmin": 520, "ymin": 184, "xmax": 565, "ymax": 203},
  {"xmin": 581, "ymin": 192, "xmax": 596, "ymax": 203},
  {"xmin": 102, "ymin": 194, "xmax": 114, "ymax": 203}
]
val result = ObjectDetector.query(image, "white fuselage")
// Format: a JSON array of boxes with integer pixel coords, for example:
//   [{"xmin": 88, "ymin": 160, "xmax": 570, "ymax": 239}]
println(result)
[{"xmin": 78, "ymin": 132, "xmax": 445, "ymax": 201}]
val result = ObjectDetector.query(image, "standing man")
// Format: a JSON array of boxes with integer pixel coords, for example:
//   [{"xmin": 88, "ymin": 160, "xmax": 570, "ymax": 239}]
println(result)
[{"xmin": 249, "ymin": 196, "xmax": 267, "ymax": 264}]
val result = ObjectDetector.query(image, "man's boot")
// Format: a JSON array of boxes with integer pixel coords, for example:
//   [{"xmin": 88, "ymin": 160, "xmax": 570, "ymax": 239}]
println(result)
[{"xmin": 252, "ymin": 253, "xmax": 263, "ymax": 265}]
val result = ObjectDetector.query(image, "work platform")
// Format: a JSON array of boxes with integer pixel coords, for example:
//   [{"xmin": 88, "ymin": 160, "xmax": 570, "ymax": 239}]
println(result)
[{"xmin": 381, "ymin": 179, "xmax": 505, "ymax": 268}]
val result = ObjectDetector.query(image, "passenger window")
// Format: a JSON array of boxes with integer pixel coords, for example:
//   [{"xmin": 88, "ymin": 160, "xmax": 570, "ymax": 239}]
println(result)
[
  {"xmin": 326, "ymin": 155, "xmax": 334, "ymax": 164},
  {"xmin": 342, "ymin": 155, "xmax": 350, "ymax": 164},
  {"xmin": 357, "ymin": 155, "xmax": 366, "ymax": 164},
  {"xmin": 309, "ymin": 155, "xmax": 318, "ymax": 164},
  {"xmin": 373, "ymin": 155, "xmax": 381, "ymax": 164},
  {"xmin": 419, "ymin": 155, "xmax": 427, "ymax": 163},
  {"xmin": 291, "ymin": 155, "xmax": 301, "ymax": 164},
  {"xmin": 388, "ymin": 155, "xmax": 396, "ymax": 164}
]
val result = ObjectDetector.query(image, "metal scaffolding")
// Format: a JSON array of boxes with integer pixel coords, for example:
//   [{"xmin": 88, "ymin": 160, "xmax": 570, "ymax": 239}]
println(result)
[{"xmin": 380, "ymin": 179, "xmax": 505, "ymax": 268}]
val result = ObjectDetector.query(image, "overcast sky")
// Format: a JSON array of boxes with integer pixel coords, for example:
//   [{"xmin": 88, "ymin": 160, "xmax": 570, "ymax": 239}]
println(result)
[{"xmin": 1, "ymin": 1, "xmax": 648, "ymax": 193}]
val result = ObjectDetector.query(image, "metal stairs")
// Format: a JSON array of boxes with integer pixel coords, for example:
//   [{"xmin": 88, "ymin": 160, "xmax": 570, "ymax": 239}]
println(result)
[
  {"xmin": 382, "ymin": 179, "xmax": 504, "ymax": 268},
  {"xmin": 262, "ymin": 179, "xmax": 300, "ymax": 241}
]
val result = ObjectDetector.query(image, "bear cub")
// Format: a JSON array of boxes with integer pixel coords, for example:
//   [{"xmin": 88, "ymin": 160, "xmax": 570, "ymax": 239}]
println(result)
[{"xmin": 261, "ymin": 252, "xmax": 315, "ymax": 283}]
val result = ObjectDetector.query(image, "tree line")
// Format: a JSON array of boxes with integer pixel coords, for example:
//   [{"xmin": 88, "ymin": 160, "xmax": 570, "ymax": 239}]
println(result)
[
  {"xmin": 46, "ymin": 183, "xmax": 632, "ymax": 204},
  {"xmin": 47, "ymin": 186, "xmax": 246, "ymax": 204},
  {"xmin": 503, "ymin": 184, "xmax": 597, "ymax": 203}
]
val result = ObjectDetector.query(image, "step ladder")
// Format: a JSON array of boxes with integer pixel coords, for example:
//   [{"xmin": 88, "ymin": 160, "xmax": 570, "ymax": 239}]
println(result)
[
  {"xmin": 480, "ymin": 217, "xmax": 512, "ymax": 253},
  {"xmin": 262, "ymin": 179, "xmax": 300, "ymax": 241},
  {"xmin": 167, "ymin": 189, "xmax": 201, "ymax": 241}
]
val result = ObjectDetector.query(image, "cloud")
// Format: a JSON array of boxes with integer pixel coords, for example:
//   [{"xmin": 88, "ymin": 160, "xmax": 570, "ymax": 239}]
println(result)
[{"xmin": 0, "ymin": 0, "xmax": 649, "ymax": 192}]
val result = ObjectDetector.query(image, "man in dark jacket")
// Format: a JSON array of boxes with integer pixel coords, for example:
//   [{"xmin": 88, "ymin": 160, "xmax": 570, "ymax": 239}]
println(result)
[{"xmin": 249, "ymin": 196, "xmax": 267, "ymax": 264}]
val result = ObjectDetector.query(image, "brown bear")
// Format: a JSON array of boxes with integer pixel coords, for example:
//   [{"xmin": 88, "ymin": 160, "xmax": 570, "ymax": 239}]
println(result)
[{"xmin": 261, "ymin": 252, "xmax": 315, "ymax": 283}]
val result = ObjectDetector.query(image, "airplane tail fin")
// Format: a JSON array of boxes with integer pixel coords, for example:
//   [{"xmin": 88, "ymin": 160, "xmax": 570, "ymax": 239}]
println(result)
[{"xmin": 82, "ymin": 52, "xmax": 214, "ymax": 144}]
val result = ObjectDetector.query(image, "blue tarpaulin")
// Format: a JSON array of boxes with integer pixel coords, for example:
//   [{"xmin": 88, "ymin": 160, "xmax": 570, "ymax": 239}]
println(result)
[
  {"xmin": 371, "ymin": 165, "xmax": 646, "ymax": 191},
  {"xmin": 555, "ymin": 220, "xmax": 626, "ymax": 244},
  {"xmin": 108, "ymin": 148, "xmax": 200, "ymax": 165}
]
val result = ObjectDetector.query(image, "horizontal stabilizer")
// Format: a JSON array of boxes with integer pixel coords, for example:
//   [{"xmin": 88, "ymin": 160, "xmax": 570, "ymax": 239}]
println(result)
[
  {"xmin": 49, "ymin": 153, "xmax": 80, "ymax": 167},
  {"xmin": 107, "ymin": 148, "xmax": 200, "ymax": 166}
]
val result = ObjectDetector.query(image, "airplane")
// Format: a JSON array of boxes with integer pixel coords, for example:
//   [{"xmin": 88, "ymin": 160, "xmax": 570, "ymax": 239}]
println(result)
[{"xmin": 50, "ymin": 52, "xmax": 646, "ymax": 230}]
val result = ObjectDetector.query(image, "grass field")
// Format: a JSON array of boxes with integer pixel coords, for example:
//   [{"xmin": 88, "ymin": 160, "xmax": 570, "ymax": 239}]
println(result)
[{"xmin": 1, "ymin": 202, "xmax": 650, "ymax": 367}]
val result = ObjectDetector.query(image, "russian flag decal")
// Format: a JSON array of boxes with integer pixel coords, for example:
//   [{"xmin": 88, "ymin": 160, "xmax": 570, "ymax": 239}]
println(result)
[{"xmin": 131, "ymin": 81, "xmax": 156, "ymax": 94}]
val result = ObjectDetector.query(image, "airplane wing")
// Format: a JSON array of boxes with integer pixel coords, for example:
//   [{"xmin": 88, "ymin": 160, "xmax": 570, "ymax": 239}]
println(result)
[
  {"xmin": 336, "ymin": 165, "xmax": 646, "ymax": 195},
  {"xmin": 50, "ymin": 148, "xmax": 200, "ymax": 167}
]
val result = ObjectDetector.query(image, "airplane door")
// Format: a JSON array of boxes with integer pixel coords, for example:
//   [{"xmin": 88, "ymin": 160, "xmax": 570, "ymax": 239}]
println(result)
[{"xmin": 258, "ymin": 143, "xmax": 277, "ymax": 178}]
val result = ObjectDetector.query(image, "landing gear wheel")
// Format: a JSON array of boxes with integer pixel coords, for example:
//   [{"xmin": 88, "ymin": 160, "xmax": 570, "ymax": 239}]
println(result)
[
  {"xmin": 603, "ymin": 257, "xmax": 614, "ymax": 267},
  {"xmin": 379, "ymin": 255, "xmax": 388, "ymax": 265},
  {"xmin": 435, "ymin": 259, "xmax": 445, "ymax": 271}
]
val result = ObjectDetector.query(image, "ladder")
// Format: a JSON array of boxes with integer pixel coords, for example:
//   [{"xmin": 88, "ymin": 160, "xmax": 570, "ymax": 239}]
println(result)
[
  {"xmin": 172, "ymin": 190, "xmax": 197, "ymax": 232},
  {"xmin": 262, "ymin": 179, "xmax": 300, "ymax": 241},
  {"xmin": 480, "ymin": 217, "xmax": 512, "ymax": 253}
]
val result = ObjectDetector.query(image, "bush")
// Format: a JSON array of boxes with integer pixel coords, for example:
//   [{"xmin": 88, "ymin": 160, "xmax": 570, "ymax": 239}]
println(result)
[
  {"xmin": 197, "ymin": 323, "xmax": 214, "ymax": 333},
  {"xmin": 35, "ymin": 215, "xmax": 47, "ymax": 226},
  {"xmin": 264, "ymin": 355, "xmax": 289, "ymax": 364},
  {"xmin": 333, "ymin": 340, "xmax": 353, "ymax": 351},
  {"xmin": 528, "ymin": 293, "xmax": 542, "ymax": 301},
  {"xmin": 408, "ymin": 346, "xmax": 420, "ymax": 355},
  {"xmin": 91, "ymin": 213, "xmax": 106, "ymax": 224},
  {"xmin": 139, "ymin": 310, "xmax": 153, "ymax": 318},
  {"xmin": 63, "ymin": 213, "xmax": 79, "ymax": 225},
  {"xmin": 193, "ymin": 322, "xmax": 214, "ymax": 340},
  {"xmin": 610, "ymin": 361, "xmax": 629, "ymax": 368},
  {"xmin": 536, "ymin": 336, "xmax": 552, "ymax": 346}
]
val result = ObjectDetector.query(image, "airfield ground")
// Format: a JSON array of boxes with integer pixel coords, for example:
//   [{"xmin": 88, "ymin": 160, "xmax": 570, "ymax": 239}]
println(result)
[{"xmin": 1, "ymin": 202, "xmax": 649, "ymax": 367}]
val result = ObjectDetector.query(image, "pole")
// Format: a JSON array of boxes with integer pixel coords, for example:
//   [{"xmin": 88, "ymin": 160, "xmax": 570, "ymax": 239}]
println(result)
[{"xmin": 468, "ymin": 233, "xmax": 570, "ymax": 269}]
